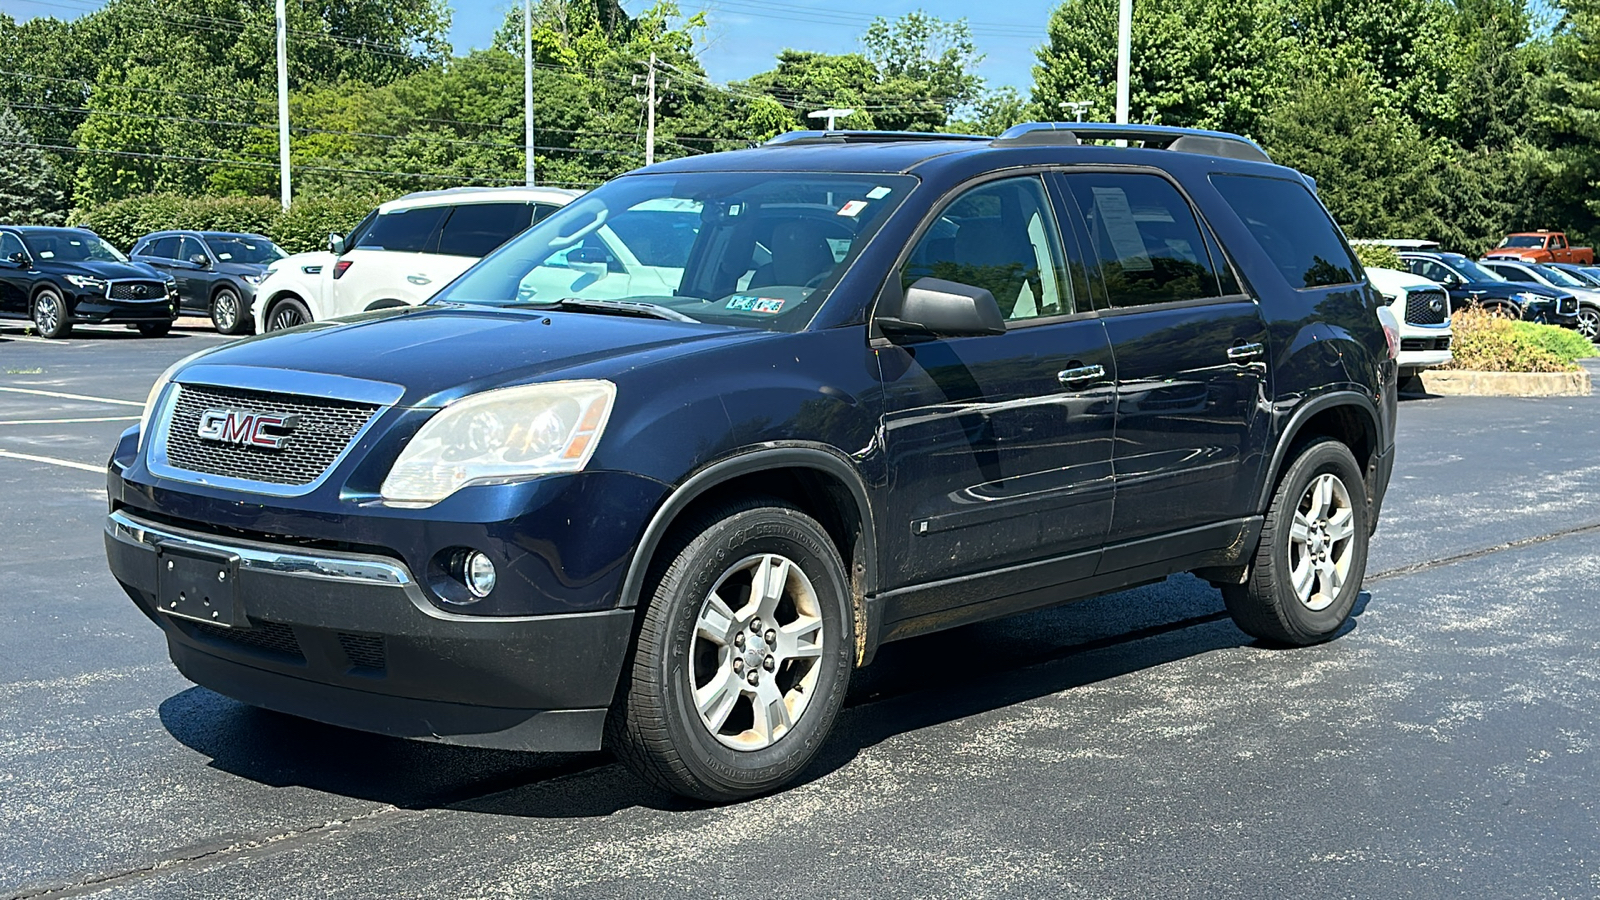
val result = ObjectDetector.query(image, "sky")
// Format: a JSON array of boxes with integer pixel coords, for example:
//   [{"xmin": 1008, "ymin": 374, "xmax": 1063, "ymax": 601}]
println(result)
[{"xmin": 10, "ymin": 0, "xmax": 1058, "ymax": 96}]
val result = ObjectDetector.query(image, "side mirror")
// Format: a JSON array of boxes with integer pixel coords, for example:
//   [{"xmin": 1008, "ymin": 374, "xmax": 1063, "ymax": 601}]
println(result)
[
  {"xmin": 878, "ymin": 277, "xmax": 1007, "ymax": 339},
  {"xmin": 188, "ymin": 253, "xmax": 211, "ymax": 268},
  {"xmin": 4, "ymin": 251, "xmax": 27, "ymax": 268},
  {"xmin": 566, "ymin": 246, "xmax": 610, "ymax": 266},
  {"xmin": 328, "ymin": 233, "xmax": 347, "ymax": 255}
]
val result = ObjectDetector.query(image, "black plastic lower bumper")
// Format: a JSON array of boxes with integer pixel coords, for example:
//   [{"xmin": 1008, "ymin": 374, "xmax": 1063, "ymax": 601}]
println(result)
[
  {"xmin": 70, "ymin": 296, "xmax": 178, "ymax": 324},
  {"xmin": 106, "ymin": 511, "xmax": 635, "ymax": 751}
]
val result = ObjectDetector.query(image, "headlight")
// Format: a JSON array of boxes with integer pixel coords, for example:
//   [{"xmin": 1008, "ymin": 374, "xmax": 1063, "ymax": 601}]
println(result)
[
  {"xmin": 1379, "ymin": 292, "xmax": 1400, "ymax": 304},
  {"xmin": 65, "ymin": 275, "xmax": 106, "ymax": 291},
  {"xmin": 381, "ymin": 380, "xmax": 616, "ymax": 505},
  {"xmin": 243, "ymin": 272, "xmax": 266, "ymax": 285}
]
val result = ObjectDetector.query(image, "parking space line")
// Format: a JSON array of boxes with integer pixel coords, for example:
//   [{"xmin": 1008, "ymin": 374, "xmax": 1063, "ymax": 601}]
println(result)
[
  {"xmin": 0, "ymin": 415, "xmax": 141, "ymax": 425},
  {"xmin": 0, "ymin": 334, "xmax": 82, "ymax": 345},
  {"xmin": 0, "ymin": 449, "xmax": 104, "ymax": 473},
  {"xmin": 0, "ymin": 386, "xmax": 145, "ymax": 407}
]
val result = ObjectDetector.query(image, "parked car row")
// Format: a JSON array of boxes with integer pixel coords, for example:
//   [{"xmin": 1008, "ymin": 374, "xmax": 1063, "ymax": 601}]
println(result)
[{"xmin": 0, "ymin": 187, "xmax": 579, "ymax": 339}]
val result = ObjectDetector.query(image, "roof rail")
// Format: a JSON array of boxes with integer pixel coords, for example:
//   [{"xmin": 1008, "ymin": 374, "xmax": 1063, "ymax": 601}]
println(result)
[
  {"xmin": 764, "ymin": 130, "xmax": 989, "ymax": 147},
  {"xmin": 993, "ymin": 122, "xmax": 1273, "ymax": 164}
]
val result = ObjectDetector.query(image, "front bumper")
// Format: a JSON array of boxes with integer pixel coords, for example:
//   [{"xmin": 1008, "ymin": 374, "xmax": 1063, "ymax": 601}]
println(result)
[
  {"xmin": 106, "ymin": 509, "xmax": 635, "ymax": 751},
  {"xmin": 69, "ymin": 293, "xmax": 178, "ymax": 324}
]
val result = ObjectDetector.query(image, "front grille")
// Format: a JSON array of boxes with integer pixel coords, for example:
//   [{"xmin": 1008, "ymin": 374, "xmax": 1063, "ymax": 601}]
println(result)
[
  {"xmin": 1404, "ymin": 289, "xmax": 1449, "ymax": 325},
  {"xmin": 108, "ymin": 280, "xmax": 168, "ymax": 301},
  {"xmin": 160, "ymin": 384, "xmax": 379, "ymax": 487},
  {"xmin": 337, "ymin": 632, "xmax": 387, "ymax": 672},
  {"xmin": 1401, "ymin": 336, "xmax": 1452, "ymax": 352},
  {"xmin": 189, "ymin": 619, "xmax": 305, "ymax": 661}
]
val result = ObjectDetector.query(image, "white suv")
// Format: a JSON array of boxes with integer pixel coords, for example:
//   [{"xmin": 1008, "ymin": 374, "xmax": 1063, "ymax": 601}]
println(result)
[
  {"xmin": 1367, "ymin": 266, "xmax": 1453, "ymax": 376},
  {"xmin": 255, "ymin": 186, "xmax": 581, "ymax": 331}
]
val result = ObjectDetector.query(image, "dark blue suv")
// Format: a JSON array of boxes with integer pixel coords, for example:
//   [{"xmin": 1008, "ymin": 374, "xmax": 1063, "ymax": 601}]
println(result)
[{"xmin": 105, "ymin": 124, "xmax": 1398, "ymax": 800}]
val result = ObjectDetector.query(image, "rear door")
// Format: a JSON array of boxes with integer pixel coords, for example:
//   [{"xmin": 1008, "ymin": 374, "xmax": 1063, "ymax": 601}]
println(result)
[
  {"xmin": 328, "ymin": 205, "xmax": 449, "ymax": 317},
  {"xmin": 1058, "ymin": 170, "xmax": 1271, "ymax": 551},
  {"xmin": 429, "ymin": 202, "xmax": 538, "ymax": 291},
  {"xmin": 876, "ymin": 174, "xmax": 1117, "ymax": 598}
]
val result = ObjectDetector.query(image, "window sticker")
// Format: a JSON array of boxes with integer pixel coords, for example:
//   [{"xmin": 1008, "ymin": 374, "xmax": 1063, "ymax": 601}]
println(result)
[
  {"xmin": 837, "ymin": 200, "xmax": 868, "ymax": 218},
  {"xmin": 1091, "ymin": 186, "xmax": 1154, "ymax": 272},
  {"xmin": 866, "ymin": 186, "xmax": 892, "ymax": 200},
  {"xmin": 726, "ymin": 295, "xmax": 785, "ymax": 313}
]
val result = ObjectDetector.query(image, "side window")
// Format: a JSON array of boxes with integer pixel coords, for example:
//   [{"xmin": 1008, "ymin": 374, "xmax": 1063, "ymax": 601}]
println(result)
[
  {"xmin": 146, "ymin": 236, "xmax": 180, "ymax": 260},
  {"xmin": 1415, "ymin": 260, "xmax": 1452, "ymax": 283},
  {"xmin": 1555, "ymin": 235, "xmax": 1567, "ymax": 249},
  {"xmin": 903, "ymin": 175, "xmax": 1072, "ymax": 322},
  {"xmin": 176, "ymin": 236, "xmax": 207, "ymax": 263},
  {"xmin": 1063, "ymin": 172, "xmax": 1226, "ymax": 308},
  {"xmin": 436, "ymin": 203, "xmax": 536, "ymax": 258},
  {"xmin": 1211, "ymin": 174, "xmax": 1360, "ymax": 289},
  {"xmin": 531, "ymin": 203, "xmax": 559, "ymax": 224},
  {"xmin": 355, "ymin": 206, "xmax": 448, "ymax": 253},
  {"xmin": 0, "ymin": 232, "xmax": 25, "ymax": 261}
]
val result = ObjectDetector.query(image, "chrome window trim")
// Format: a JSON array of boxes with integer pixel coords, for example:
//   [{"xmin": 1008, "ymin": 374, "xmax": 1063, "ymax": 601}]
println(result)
[{"xmin": 107, "ymin": 509, "xmax": 412, "ymax": 586}]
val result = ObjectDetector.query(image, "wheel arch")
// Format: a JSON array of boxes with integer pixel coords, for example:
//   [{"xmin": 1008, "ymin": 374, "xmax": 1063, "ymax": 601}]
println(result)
[
  {"xmin": 1256, "ymin": 391, "xmax": 1382, "ymax": 514},
  {"xmin": 618, "ymin": 445, "xmax": 878, "ymax": 660}
]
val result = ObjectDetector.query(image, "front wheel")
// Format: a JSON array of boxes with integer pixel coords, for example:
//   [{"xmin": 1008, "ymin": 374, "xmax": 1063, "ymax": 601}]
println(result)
[
  {"xmin": 1577, "ymin": 305, "xmax": 1600, "ymax": 342},
  {"xmin": 1223, "ymin": 438, "xmax": 1370, "ymax": 646},
  {"xmin": 608, "ymin": 499, "xmax": 854, "ymax": 802},
  {"xmin": 265, "ymin": 297, "xmax": 311, "ymax": 332},
  {"xmin": 210, "ymin": 286, "xmax": 251, "ymax": 335},
  {"xmin": 31, "ymin": 288, "xmax": 72, "ymax": 339}
]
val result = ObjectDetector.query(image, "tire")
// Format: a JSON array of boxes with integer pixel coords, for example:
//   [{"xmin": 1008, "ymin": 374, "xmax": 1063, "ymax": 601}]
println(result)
[
  {"xmin": 136, "ymin": 322, "xmax": 172, "ymax": 337},
  {"xmin": 1223, "ymin": 438, "xmax": 1370, "ymax": 646},
  {"xmin": 210, "ymin": 286, "xmax": 251, "ymax": 335},
  {"xmin": 607, "ymin": 498, "xmax": 854, "ymax": 802},
  {"xmin": 265, "ymin": 296, "xmax": 311, "ymax": 332},
  {"xmin": 1578, "ymin": 305, "xmax": 1600, "ymax": 342},
  {"xmin": 31, "ymin": 288, "xmax": 72, "ymax": 339}
]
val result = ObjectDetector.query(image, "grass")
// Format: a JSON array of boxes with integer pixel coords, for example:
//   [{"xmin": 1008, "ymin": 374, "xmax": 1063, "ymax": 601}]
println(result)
[{"xmin": 1445, "ymin": 307, "xmax": 1598, "ymax": 372}]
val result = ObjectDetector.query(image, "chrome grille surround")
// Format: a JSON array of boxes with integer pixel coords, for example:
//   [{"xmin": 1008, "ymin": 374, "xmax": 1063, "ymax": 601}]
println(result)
[
  {"xmin": 1404, "ymin": 289, "xmax": 1449, "ymax": 326},
  {"xmin": 107, "ymin": 280, "xmax": 169, "ymax": 302},
  {"xmin": 146, "ymin": 364, "xmax": 405, "ymax": 497}
]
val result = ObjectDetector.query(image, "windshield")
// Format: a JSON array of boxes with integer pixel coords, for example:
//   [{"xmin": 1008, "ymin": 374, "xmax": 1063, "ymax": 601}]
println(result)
[
  {"xmin": 433, "ymin": 172, "xmax": 917, "ymax": 331},
  {"xmin": 1533, "ymin": 264, "xmax": 1586, "ymax": 288},
  {"xmin": 204, "ymin": 235, "xmax": 286, "ymax": 265},
  {"xmin": 1450, "ymin": 257, "xmax": 1505, "ymax": 282},
  {"xmin": 1498, "ymin": 235, "xmax": 1545, "ymax": 248},
  {"xmin": 21, "ymin": 229, "xmax": 127, "ymax": 263}
]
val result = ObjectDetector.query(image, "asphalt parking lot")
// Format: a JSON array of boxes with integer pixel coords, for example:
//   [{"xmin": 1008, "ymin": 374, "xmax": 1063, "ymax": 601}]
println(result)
[{"xmin": 4, "ymin": 321, "xmax": 1600, "ymax": 899}]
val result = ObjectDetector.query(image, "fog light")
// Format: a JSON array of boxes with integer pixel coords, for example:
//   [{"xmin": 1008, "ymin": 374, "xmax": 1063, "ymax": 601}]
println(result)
[{"xmin": 452, "ymin": 550, "xmax": 496, "ymax": 598}]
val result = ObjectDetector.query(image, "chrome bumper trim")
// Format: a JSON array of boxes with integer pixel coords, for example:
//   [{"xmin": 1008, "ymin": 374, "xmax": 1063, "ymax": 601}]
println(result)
[{"xmin": 107, "ymin": 510, "xmax": 412, "ymax": 586}]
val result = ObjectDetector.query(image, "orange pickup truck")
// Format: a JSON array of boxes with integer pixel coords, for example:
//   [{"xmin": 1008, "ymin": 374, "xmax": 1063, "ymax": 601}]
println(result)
[{"xmin": 1484, "ymin": 230, "xmax": 1595, "ymax": 264}]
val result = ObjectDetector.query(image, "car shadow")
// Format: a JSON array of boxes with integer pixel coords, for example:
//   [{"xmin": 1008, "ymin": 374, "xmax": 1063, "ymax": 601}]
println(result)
[{"xmin": 159, "ymin": 578, "xmax": 1374, "ymax": 818}]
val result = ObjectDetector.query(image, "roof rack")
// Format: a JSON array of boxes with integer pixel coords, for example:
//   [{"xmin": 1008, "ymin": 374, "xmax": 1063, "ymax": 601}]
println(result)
[
  {"xmin": 763, "ymin": 130, "xmax": 989, "ymax": 147},
  {"xmin": 993, "ymin": 122, "xmax": 1272, "ymax": 164}
]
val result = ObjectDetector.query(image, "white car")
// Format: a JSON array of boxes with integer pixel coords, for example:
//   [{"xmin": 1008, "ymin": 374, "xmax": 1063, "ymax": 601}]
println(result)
[
  {"xmin": 255, "ymin": 186, "xmax": 581, "ymax": 331},
  {"xmin": 1367, "ymin": 266, "xmax": 1453, "ymax": 376}
]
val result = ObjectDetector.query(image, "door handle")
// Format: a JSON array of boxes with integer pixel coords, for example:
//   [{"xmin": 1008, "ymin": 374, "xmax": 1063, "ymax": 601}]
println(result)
[
  {"xmin": 1057, "ymin": 364, "xmax": 1106, "ymax": 386},
  {"xmin": 406, "ymin": 275, "xmax": 432, "ymax": 285},
  {"xmin": 1226, "ymin": 342, "xmax": 1265, "ymax": 362}
]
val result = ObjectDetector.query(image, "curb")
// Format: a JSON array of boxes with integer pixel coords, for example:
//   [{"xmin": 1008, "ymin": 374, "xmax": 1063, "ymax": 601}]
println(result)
[{"xmin": 1415, "ymin": 369, "xmax": 1592, "ymax": 397}]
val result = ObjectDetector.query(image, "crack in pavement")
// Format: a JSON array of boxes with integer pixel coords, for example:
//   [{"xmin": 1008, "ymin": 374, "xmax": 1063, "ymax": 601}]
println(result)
[{"xmin": 14, "ymin": 517, "xmax": 1600, "ymax": 898}]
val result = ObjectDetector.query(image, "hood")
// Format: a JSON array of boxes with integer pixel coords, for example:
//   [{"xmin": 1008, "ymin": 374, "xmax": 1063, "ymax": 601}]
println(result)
[
  {"xmin": 216, "ymin": 261, "xmax": 270, "ymax": 277},
  {"xmin": 176, "ymin": 303, "xmax": 761, "ymax": 407},
  {"xmin": 48, "ymin": 259, "xmax": 165, "ymax": 281}
]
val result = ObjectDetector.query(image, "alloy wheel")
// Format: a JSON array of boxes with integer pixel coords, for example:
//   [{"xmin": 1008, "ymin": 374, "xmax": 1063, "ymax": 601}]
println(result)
[
  {"xmin": 269, "ymin": 304, "xmax": 305, "ymax": 330},
  {"xmin": 1580, "ymin": 307, "xmax": 1600, "ymax": 342},
  {"xmin": 689, "ymin": 553, "xmax": 826, "ymax": 751},
  {"xmin": 33, "ymin": 293, "xmax": 60, "ymax": 335},
  {"xmin": 214, "ymin": 291, "xmax": 239, "ymax": 332},
  {"xmin": 1287, "ymin": 473, "xmax": 1355, "ymax": 612}
]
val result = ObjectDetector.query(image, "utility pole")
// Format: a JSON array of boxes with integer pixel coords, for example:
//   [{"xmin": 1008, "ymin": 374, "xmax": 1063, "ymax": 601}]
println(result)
[
  {"xmin": 1115, "ymin": 0, "xmax": 1132, "ymax": 125},
  {"xmin": 524, "ymin": 0, "xmax": 535, "ymax": 186},
  {"xmin": 275, "ymin": 0, "xmax": 291, "ymax": 208},
  {"xmin": 808, "ymin": 108, "xmax": 855, "ymax": 130},
  {"xmin": 644, "ymin": 52, "xmax": 657, "ymax": 167}
]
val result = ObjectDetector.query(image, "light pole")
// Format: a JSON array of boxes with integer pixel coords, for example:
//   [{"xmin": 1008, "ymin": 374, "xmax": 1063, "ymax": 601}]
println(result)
[
  {"xmin": 524, "ymin": 0, "xmax": 535, "ymax": 185},
  {"xmin": 808, "ymin": 108, "xmax": 855, "ymax": 130},
  {"xmin": 275, "ymin": 0, "xmax": 290, "ymax": 208},
  {"xmin": 1115, "ymin": 0, "xmax": 1132, "ymax": 125}
]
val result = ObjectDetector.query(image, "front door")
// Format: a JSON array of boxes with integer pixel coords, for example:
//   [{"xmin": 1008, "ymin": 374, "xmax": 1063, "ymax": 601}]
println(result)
[
  {"xmin": 0, "ymin": 232, "xmax": 30, "ymax": 315},
  {"xmin": 1057, "ymin": 171, "xmax": 1271, "ymax": 549},
  {"xmin": 876, "ymin": 174, "xmax": 1117, "ymax": 599}
]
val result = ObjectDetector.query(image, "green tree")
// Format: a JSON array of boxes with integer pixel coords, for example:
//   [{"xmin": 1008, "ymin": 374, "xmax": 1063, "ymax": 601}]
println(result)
[{"xmin": 0, "ymin": 106, "xmax": 68, "ymax": 225}]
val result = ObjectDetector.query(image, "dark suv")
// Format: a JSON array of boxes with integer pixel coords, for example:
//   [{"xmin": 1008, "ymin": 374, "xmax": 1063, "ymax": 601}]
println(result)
[
  {"xmin": 0, "ymin": 226, "xmax": 179, "ymax": 338},
  {"xmin": 131, "ymin": 231, "xmax": 286, "ymax": 334},
  {"xmin": 105, "ymin": 124, "xmax": 1398, "ymax": 801},
  {"xmin": 1399, "ymin": 250, "xmax": 1579, "ymax": 325}
]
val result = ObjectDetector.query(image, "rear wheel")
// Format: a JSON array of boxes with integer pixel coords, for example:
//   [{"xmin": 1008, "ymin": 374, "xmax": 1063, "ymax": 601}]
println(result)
[
  {"xmin": 265, "ymin": 297, "xmax": 311, "ymax": 332},
  {"xmin": 31, "ymin": 288, "xmax": 71, "ymax": 339},
  {"xmin": 210, "ymin": 286, "xmax": 251, "ymax": 335},
  {"xmin": 1223, "ymin": 438, "xmax": 1370, "ymax": 646},
  {"xmin": 608, "ymin": 498, "xmax": 854, "ymax": 802}
]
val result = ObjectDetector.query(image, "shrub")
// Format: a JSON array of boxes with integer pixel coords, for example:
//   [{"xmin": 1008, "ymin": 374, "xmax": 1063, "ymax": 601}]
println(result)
[
  {"xmin": 1349, "ymin": 242, "xmax": 1403, "ymax": 271},
  {"xmin": 71, "ymin": 192, "xmax": 389, "ymax": 253},
  {"xmin": 1445, "ymin": 307, "xmax": 1597, "ymax": 372}
]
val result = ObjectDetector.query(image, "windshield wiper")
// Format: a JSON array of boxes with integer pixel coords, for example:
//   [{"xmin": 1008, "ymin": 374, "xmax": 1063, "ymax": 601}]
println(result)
[{"xmin": 544, "ymin": 297, "xmax": 698, "ymax": 323}]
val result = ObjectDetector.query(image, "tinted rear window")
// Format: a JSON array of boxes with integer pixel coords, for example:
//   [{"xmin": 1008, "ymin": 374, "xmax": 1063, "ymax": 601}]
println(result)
[
  {"xmin": 355, "ymin": 206, "xmax": 448, "ymax": 253},
  {"xmin": 1210, "ymin": 174, "xmax": 1359, "ymax": 289},
  {"xmin": 436, "ymin": 203, "xmax": 536, "ymax": 257}
]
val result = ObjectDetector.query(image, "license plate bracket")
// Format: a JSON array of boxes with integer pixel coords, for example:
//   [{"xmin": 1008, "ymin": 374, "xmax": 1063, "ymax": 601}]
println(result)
[{"xmin": 156, "ymin": 542, "xmax": 244, "ymax": 628}]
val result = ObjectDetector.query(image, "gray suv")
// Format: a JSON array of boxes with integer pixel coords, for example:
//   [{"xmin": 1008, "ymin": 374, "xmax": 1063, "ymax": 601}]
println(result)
[{"xmin": 131, "ymin": 231, "xmax": 287, "ymax": 334}]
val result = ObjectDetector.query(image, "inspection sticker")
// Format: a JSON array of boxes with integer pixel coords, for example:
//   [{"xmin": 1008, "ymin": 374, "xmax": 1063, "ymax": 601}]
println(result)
[
  {"xmin": 837, "ymin": 200, "xmax": 869, "ymax": 217},
  {"xmin": 866, "ymin": 186, "xmax": 892, "ymax": 199},
  {"xmin": 726, "ymin": 295, "xmax": 785, "ymax": 313}
]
